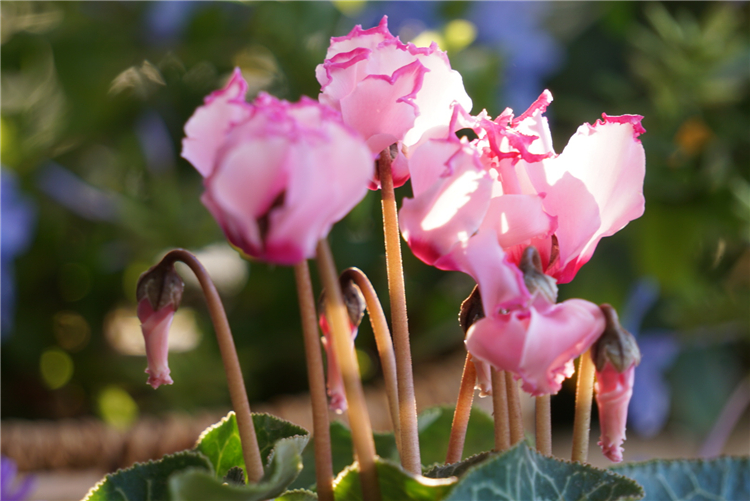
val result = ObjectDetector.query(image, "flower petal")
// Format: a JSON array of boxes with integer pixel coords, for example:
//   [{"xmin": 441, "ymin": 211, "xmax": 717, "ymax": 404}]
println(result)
[
  {"xmin": 340, "ymin": 60, "xmax": 427, "ymax": 154},
  {"xmin": 436, "ymin": 230, "xmax": 530, "ymax": 315},
  {"xmin": 528, "ymin": 116, "xmax": 646, "ymax": 282},
  {"xmin": 595, "ymin": 362, "xmax": 636, "ymax": 462},
  {"xmin": 182, "ymin": 69, "xmax": 252, "ymax": 178},
  {"xmin": 466, "ymin": 298, "xmax": 605, "ymax": 396},
  {"xmin": 138, "ymin": 299, "xmax": 176, "ymax": 389}
]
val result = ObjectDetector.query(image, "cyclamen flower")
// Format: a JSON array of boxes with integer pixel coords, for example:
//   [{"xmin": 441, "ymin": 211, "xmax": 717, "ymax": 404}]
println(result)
[
  {"xmin": 592, "ymin": 305, "xmax": 641, "ymax": 462},
  {"xmin": 463, "ymin": 247, "xmax": 606, "ymax": 396},
  {"xmin": 316, "ymin": 16, "xmax": 472, "ymax": 188},
  {"xmin": 471, "ymin": 91, "xmax": 646, "ymax": 284},
  {"xmin": 182, "ymin": 69, "xmax": 373, "ymax": 265},
  {"xmin": 135, "ymin": 260, "xmax": 184, "ymax": 389},
  {"xmin": 138, "ymin": 299, "xmax": 176, "ymax": 389}
]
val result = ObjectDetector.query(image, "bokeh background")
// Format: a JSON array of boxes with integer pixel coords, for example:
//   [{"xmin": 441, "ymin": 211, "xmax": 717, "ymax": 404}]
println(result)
[{"xmin": 1, "ymin": 0, "xmax": 748, "ymax": 482}]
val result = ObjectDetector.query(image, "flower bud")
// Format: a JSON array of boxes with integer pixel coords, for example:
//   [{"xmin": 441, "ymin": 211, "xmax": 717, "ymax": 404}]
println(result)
[
  {"xmin": 459, "ymin": 286, "xmax": 494, "ymax": 396},
  {"xmin": 519, "ymin": 246, "xmax": 558, "ymax": 306},
  {"xmin": 592, "ymin": 304, "xmax": 641, "ymax": 462},
  {"xmin": 318, "ymin": 276, "xmax": 366, "ymax": 413},
  {"xmin": 136, "ymin": 261, "xmax": 184, "ymax": 313},
  {"xmin": 592, "ymin": 304, "xmax": 641, "ymax": 373},
  {"xmin": 459, "ymin": 285, "xmax": 484, "ymax": 335},
  {"xmin": 135, "ymin": 260, "xmax": 184, "ymax": 389}
]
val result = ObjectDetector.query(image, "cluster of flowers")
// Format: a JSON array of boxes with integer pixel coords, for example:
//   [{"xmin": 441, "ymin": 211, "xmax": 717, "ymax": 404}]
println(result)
[{"xmin": 140, "ymin": 17, "xmax": 645, "ymax": 463}]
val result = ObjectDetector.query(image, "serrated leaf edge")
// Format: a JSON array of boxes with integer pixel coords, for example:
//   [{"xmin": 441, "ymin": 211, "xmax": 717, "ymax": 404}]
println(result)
[
  {"xmin": 332, "ymin": 456, "xmax": 458, "ymax": 492},
  {"xmin": 610, "ymin": 454, "xmax": 750, "ymax": 472},
  {"xmin": 449, "ymin": 442, "xmax": 645, "ymax": 501},
  {"xmin": 82, "ymin": 450, "xmax": 213, "ymax": 501},
  {"xmin": 194, "ymin": 411, "xmax": 310, "ymax": 449},
  {"xmin": 423, "ymin": 450, "xmax": 496, "ymax": 478}
]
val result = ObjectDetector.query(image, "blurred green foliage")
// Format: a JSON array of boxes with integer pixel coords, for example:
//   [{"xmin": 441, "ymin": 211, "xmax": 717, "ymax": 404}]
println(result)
[{"xmin": 1, "ymin": 1, "xmax": 748, "ymax": 441}]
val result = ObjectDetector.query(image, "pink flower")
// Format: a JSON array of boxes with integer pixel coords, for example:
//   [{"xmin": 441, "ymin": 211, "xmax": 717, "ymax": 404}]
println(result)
[
  {"xmin": 137, "ymin": 298, "xmax": 176, "ymax": 389},
  {"xmin": 466, "ymin": 296, "xmax": 605, "ymax": 396},
  {"xmin": 399, "ymin": 124, "xmax": 493, "ymax": 266},
  {"xmin": 595, "ymin": 362, "xmax": 635, "ymax": 462},
  {"xmin": 472, "ymin": 91, "xmax": 646, "ymax": 283},
  {"xmin": 182, "ymin": 69, "xmax": 374, "ymax": 265},
  {"xmin": 316, "ymin": 16, "xmax": 472, "ymax": 188}
]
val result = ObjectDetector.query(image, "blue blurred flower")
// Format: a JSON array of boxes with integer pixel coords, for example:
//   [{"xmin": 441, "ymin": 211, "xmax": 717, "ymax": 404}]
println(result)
[
  {"xmin": 1, "ymin": 456, "xmax": 35, "ymax": 501},
  {"xmin": 621, "ymin": 278, "xmax": 680, "ymax": 438},
  {"xmin": 36, "ymin": 162, "xmax": 122, "ymax": 222},
  {"xmin": 1, "ymin": 170, "xmax": 37, "ymax": 339},
  {"xmin": 467, "ymin": 2, "xmax": 562, "ymax": 111},
  {"xmin": 145, "ymin": 1, "xmax": 197, "ymax": 45}
]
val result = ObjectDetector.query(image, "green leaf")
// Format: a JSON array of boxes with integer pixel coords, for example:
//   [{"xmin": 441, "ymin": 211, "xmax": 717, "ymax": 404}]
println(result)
[
  {"xmin": 290, "ymin": 420, "xmax": 399, "ymax": 490},
  {"xmin": 444, "ymin": 442, "xmax": 644, "ymax": 501},
  {"xmin": 418, "ymin": 406, "xmax": 495, "ymax": 468},
  {"xmin": 170, "ymin": 435, "xmax": 310, "ymax": 501},
  {"xmin": 276, "ymin": 489, "xmax": 318, "ymax": 501},
  {"xmin": 195, "ymin": 411, "xmax": 308, "ymax": 479},
  {"xmin": 333, "ymin": 457, "xmax": 456, "ymax": 501},
  {"xmin": 423, "ymin": 452, "xmax": 493, "ymax": 479},
  {"xmin": 83, "ymin": 451, "xmax": 212, "ymax": 501},
  {"xmin": 612, "ymin": 456, "xmax": 750, "ymax": 501}
]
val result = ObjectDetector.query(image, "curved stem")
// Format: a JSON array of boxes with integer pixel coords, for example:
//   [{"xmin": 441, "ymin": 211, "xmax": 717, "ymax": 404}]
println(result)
[
  {"xmin": 491, "ymin": 368, "xmax": 510, "ymax": 452},
  {"xmin": 162, "ymin": 249, "xmax": 263, "ymax": 483},
  {"xmin": 571, "ymin": 350, "xmax": 596, "ymax": 463},
  {"xmin": 505, "ymin": 373, "xmax": 524, "ymax": 446},
  {"xmin": 700, "ymin": 374, "xmax": 750, "ymax": 457},
  {"xmin": 294, "ymin": 261, "xmax": 333, "ymax": 501},
  {"xmin": 445, "ymin": 353, "xmax": 476, "ymax": 464},
  {"xmin": 535, "ymin": 395, "xmax": 551, "ymax": 456},
  {"xmin": 340, "ymin": 267, "xmax": 402, "ymax": 459},
  {"xmin": 316, "ymin": 240, "xmax": 381, "ymax": 501},
  {"xmin": 378, "ymin": 149, "xmax": 421, "ymax": 474}
]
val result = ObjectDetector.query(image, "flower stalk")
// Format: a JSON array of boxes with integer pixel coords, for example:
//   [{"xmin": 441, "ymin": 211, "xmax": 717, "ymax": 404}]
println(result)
[
  {"xmin": 445, "ymin": 353, "xmax": 476, "ymax": 465},
  {"xmin": 315, "ymin": 240, "xmax": 381, "ymax": 501},
  {"xmin": 535, "ymin": 395, "xmax": 552, "ymax": 456},
  {"xmin": 571, "ymin": 349, "xmax": 596, "ymax": 463},
  {"xmin": 378, "ymin": 148, "xmax": 421, "ymax": 474},
  {"xmin": 294, "ymin": 261, "xmax": 334, "ymax": 501},
  {"xmin": 340, "ymin": 267, "xmax": 402, "ymax": 458},
  {"xmin": 491, "ymin": 368, "xmax": 511, "ymax": 452},
  {"xmin": 506, "ymin": 374, "xmax": 525, "ymax": 446},
  {"xmin": 159, "ymin": 249, "xmax": 264, "ymax": 483}
]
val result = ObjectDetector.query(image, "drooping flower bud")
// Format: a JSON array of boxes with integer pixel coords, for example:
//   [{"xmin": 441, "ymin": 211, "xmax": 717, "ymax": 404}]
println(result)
[
  {"xmin": 592, "ymin": 304, "xmax": 641, "ymax": 462},
  {"xmin": 135, "ymin": 260, "xmax": 184, "ymax": 389},
  {"xmin": 519, "ymin": 246, "xmax": 558, "ymax": 307},
  {"xmin": 318, "ymin": 276, "xmax": 366, "ymax": 413},
  {"xmin": 459, "ymin": 285, "xmax": 484, "ymax": 336},
  {"xmin": 459, "ymin": 286, "xmax": 490, "ymax": 397},
  {"xmin": 458, "ymin": 286, "xmax": 492, "ymax": 396},
  {"xmin": 592, "ymin": 305, "xmax": 642, "ymax": 373}
]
